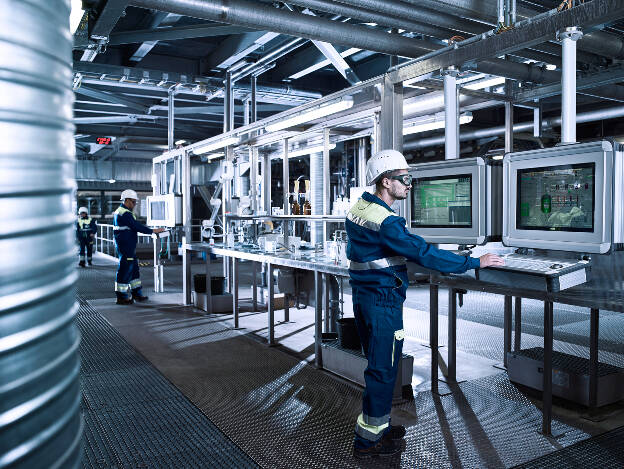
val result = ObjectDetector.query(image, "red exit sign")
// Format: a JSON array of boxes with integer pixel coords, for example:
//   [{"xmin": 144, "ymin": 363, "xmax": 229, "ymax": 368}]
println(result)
[{"xmin": 96, "ymin": 137, "xmax": 112, "ymax": 145}]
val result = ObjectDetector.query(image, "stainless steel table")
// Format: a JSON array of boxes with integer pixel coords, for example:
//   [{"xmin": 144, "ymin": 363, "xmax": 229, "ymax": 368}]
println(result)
[
  {"xmin": 428, "ymin": 271, "xmax": 624, "ymax": 437},
  {"xmin": 186, "ymin": 242, "xmax": 350, "ymax": 368}
]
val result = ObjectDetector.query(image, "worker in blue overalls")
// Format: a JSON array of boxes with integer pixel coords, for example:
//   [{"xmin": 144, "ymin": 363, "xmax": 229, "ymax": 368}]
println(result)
[
  {"xmin": 76, "ymin": 207, "xmax": 97, "ymax": 267},
  {"xmin": 346, "ymin": 150, "xmax": 504, "ymax": 459},
  {"xmin": 113, "ymin": 189, "xmax": 164, "ymax": 305}
]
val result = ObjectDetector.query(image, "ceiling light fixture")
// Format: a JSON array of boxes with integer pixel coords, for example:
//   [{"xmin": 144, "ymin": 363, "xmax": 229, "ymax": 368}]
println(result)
[
  {"xmin": 403, "ymin": 112, "xmax": 473, "ymax": 136},
  {"xmin": 70, "ymin": 0, "xmax": 84, "ymax": 34},
  {"xmin": 265, "ymin": 99, "xmax": 354, "ymax": 132},
  {"xmin": 288, "ymin": 143, "xmax": 336, "ymax": 158},
  {"xmin": 192, "ymin": 136, "xmax": 240, "ymax": 155}
]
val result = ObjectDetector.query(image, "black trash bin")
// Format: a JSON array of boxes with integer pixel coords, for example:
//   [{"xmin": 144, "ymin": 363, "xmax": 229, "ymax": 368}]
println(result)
[
  {"xmin": 337, "ymin": 317, "xmax": 361, "ymax": 350},
  {"xmin": 193, "ymin": 274, "xmax": 226, "ymax": 295}
]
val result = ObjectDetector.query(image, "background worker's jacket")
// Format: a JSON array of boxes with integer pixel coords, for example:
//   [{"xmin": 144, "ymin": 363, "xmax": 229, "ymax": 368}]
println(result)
[
  {"xmin": 113, "ymin": 204, "xmax": 153, "ymax": 257},
  {"xmin": 76, "ymin": 217, "xmax": 97, "ymax": 241},
  {"xmin": 346, "ymin": 191, "xmax": 480, "ymax": 301}
]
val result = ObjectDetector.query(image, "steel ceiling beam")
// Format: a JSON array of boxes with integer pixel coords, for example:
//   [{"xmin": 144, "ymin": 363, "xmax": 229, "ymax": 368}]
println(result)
[
  {"xmin": 129, "ymin": 12, "xmax": 181, "ymax": 62},
  {"xmin": 90, "ymin": 0, "xmax": 129, "ymax": 39},
  {"xmin": 202, "ymin": 30, "xmax": 279, "ymax": 71},
  {"xmin": 73, "ymin": 86, "xmax": 151, "ymax": 113},
  {"xmin": 108, "ymin": 23, "xmax": 254, "ymax": 44},
  {"xmin": 389, "ymin": 0, "xmax": 624, "ymax": 84}
]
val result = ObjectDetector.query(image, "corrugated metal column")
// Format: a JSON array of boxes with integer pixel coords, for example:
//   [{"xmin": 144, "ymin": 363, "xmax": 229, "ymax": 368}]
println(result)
[
  {"xmin": 224, "ymin": 71, "xmax": 234, "ymax": 133},
  {"xmin": 282, "ymin": 139, "xmax": 290, "ymax": 248},
  {"xmin": 357, "ymin": 137, "xmax": 367, "ymax": 187},
  {"xmin": 0, "ymin": 1, "xmax": 82, "ymax": 467},
  {"xmin": 558, "ymin": 27, "xmax": 583, "ymax": 144},
  {"xmin": 442, "ymin": 66, "xmax": 459, "ymax": 160},
  {"xmin": 182, "ymin": 150, "xmax": 192, "ymax": 305},
  {"xmin": 372, "ymin": 112, "xmax": 382, "ymax": 154},
  {"xmin": 310, "ymin": 152, "xmax": 324, "ymax": 244},
  {"xmin": 263, "ymin": 153, "xmax": 271, "ymax": 214},
  {"xmin": 505, "ymin": 79, "xmax": 514, "ymax": 153}
]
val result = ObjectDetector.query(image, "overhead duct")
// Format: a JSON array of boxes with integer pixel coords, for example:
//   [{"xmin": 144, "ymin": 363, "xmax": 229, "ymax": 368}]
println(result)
[
  {"xmin": 0, "ymin": 0, "xmax": 82, "ymax": 468},
  {"xmin": 404, "ymin": 105, "xmax": 624, "ymax": 150},
  {"xmin": 129, "ymin": 0, "xmax": 434, "ymax": 58}
]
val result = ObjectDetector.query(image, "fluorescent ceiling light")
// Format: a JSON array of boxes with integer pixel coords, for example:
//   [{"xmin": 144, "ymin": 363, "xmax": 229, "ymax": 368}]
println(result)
[
  {"xmin": 207, "ymin": 152, "xmax": 225, "ymax": 161},
  {"xmin": 289, "ymin": 144, "xmax": 336, "ymax": 158},
  {"xmin": 464, "ymin": 77, "xmax": 506, "ymax": 90},
  {"xmin": 108, "ymin": 179, "xmax": 116, "ymax": 183},
  {"xmin": 491, "ymin": 155, "xmax": 504, "ymax": 160},
  {"xmin": 70, "ymin": 0, "xmax": 84, "ymax": 34},
  {"xmin": 546, "ymin": 63, "xmax": 557, "ymax": 71},
  {"xmin": 193, "ymin": 136, "xmax": 239, "ymax": 155},
  {"xmin": 174, "ymin": 139, "xmax": 187, "ymax": 146},
  {"xmin": 265, "ymin": 99, "xmax": 353, "ymax": 132},
  {"xmin": 290, "ymin": 48, "xmax": 361, "ymax": 80},
  {"xmin": 403, "ymin": 112, "xmax": 472, "ymax": 136}
]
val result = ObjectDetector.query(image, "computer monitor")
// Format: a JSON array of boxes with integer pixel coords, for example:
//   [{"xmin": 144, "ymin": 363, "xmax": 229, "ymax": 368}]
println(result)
[
  {"xmin": 407, "ymin": 157, "xmax": 502, "ymax": 245},
  {"xmin": 503, "ymin": 140, "xmax": 624, "ymax": 254},
  {"xmin": 146, "ymin": 193, "xmax": 182, "ymax": 227}
]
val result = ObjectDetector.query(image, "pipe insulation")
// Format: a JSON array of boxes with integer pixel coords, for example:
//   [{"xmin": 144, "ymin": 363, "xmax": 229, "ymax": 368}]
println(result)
[
  {"xmin": 404, "ymin": 105, "xmax": 624, "ymax": 150},
  {"xmin": 129, "ymin": 0, "xmax": 435, "ymax": 58},
  {"xmin": 0, "ymin": 0, "xmax": 82, "ymax": 468}
]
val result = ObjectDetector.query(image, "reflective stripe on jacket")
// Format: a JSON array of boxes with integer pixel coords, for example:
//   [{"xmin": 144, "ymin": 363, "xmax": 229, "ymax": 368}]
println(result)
[
  {"xmin": 113, "ymin": 205, "xmax": 153, "ymax": 257},
  {"xmin": 345, "ymin": 191, "xmax": 480, "ymax": 301},
  {"xmin": 76, "ymin": 217, "xmax": 97, "ymax": 240}
]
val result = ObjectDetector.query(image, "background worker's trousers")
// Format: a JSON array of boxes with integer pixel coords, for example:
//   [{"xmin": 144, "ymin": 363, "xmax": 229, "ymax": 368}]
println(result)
[
  {"xmin": 79, "ymin": 239, "xmax": 93, "ymax": 263},
  {"xmin": 352, "ymin": 289, "xmax": 404, "ymax": 449}
]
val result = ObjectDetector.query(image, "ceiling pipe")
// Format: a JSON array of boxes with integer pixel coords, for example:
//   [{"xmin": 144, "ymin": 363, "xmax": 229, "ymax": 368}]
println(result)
[
  {"xmin": 278, "ymin": 0, "xmax": 457, "ymax": 38},
  {"xmin": 404, "ymin": 105, "xmax": 624, "ymax": 150},
  {"xmin": 558, "ymin": 27, "xmax": 583, "ymax": 144},
  {"xmin": 128, "ymin": 0, "xmax": 434, "ymax": 58}
]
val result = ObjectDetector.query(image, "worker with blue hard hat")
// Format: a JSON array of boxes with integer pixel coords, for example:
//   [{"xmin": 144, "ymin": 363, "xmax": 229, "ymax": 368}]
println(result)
[
  {"xmin": 113, "ymin": 189, "xmax": 165, "ymax": 305},
  {"xmin": 76, "ymin": 206, "xmax": 97, "ymax": 267},
  {"xmin": 346, "ymin": 149, "xmax": 504, "ymax": 459}
]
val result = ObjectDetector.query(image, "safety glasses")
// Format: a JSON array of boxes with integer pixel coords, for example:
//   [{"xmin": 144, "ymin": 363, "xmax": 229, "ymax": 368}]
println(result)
[{"xmin": 388, "ymin": 174, "xmax": 413, "ymax": 186}]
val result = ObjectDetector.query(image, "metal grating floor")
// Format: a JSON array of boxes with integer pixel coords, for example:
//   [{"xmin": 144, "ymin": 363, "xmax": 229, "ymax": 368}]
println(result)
[
  {"xmin": 77, "ymin": 297, "xmax": 259, "ymax": 469},
  {"xmin": 511, "ymin": 425, "xmax": 624, "ymax": 469}
]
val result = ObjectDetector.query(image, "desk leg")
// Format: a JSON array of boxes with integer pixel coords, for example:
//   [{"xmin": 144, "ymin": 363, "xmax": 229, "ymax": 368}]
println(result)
[
  {"xmin": 447, "ymin": 289, "xmax": 456, "ymax": 382},
  {"xmin": 504, "ymin": 295, "xmax": 512, "ymax": 368},
  {"xmin": 252, "ymin": 262, "xmax": 258, "ymax": 311},
  {"xmin": 205, "ymin": 251, "xmax": 212, "ymax": 314},
  {"xmin": 514, "ymin": 297, "xmax": 522, "ymax": 352},
  {"xmin": 267, "ymin": 263, "xmax": 275, "ymax": 346},
  {"xmin": 323, "ymin": 274, "xmax": 330, "ymax": 333},
  {"xmin": 232, "ymin": 257, "xmax": 239, "ymax": 328},
  {"xmin": 589, "ymin": 308, "xmax": 599, "ymax": 408},
  {"xmin": 315, "ymin": 271, "xmax": 323, "ymax": 369},
  {"xmin": 542, "ymin": 300, "xmax": 553, "ymax": 436},
  {"xmin": 284, "ymin": 294, "xmax": 290, "ymax": 322},
  {"xmin": 430, "ymin": 284, "xmax": 439, "ymax": 395}
]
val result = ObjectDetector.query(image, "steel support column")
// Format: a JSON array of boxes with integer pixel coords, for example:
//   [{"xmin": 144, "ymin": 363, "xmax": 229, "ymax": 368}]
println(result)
[
  {"xmin": 558, "ymin": 27, "xmax": 583, "ymax": 144},
  {"xmin": 380, "ymin": 76, "xmax": 403, "ymax": 152},
  {"xmin": 323, "ymin": 127, "xmax": 331, "ymax": 241},
  {"xmin": 505, "ymin": 79, "xmax": 514, "ymax": 153},
  {"xmin": 167, "ymin": 88, "xmax": 175, "ymax": 150},
  {"xmin": 182, "ymin": 150, "xmax": 192, "ymax": 305},
  {"xmin": 357, "ymin": 137, "xmax": 367, "ymax": 187},
  {"xmin": 442, "ymin": 67, "xmax": 459, "ymax": 160}
]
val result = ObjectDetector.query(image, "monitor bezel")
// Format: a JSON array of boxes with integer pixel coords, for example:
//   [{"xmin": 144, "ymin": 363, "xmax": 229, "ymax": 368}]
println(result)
[
  {"xmin": 147, "ymin": 193, "xmax": 179, "ymax": 227},
  {"xmin": 407, "ymin": 157, "xmax": 486, "ymax": 244},
  {"xmin": 503, "ymin": 141, "xmax": 614, "ymax": 254}
]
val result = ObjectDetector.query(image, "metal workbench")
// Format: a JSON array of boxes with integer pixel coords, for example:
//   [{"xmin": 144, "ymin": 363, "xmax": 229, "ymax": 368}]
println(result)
[
  {"xmin": 186, "ymin": 242, "xmax": 349, "ymax": 369},
  {"xmin": 428, "ymin": 270, "xmax": 624, "ymax": 437}
]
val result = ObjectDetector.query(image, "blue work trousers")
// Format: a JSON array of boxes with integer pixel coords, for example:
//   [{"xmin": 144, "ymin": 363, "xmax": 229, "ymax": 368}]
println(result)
[
  {"xmin": 79, "ymin": 239, "xmax": 93, "ymax": 262},
  {"xmin": 115, "ymin": 255, "xmax": 143, "ymax": 298},
  {"xmin": 352, "ymin": 289, "xmax": 404, "ymax": 448}
]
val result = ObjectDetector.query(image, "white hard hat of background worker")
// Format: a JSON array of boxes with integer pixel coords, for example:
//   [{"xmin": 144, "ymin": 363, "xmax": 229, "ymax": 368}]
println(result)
[
  {"xmin": 120, "ymin": 189, "xmax": 138, "ymax": 201},
  {"xmin": 366, "ymin": 149, "xmax": 410, "ymax": 185},
  {"xmin": 78, "ymin": 207, "xmax": 88, "ymax": 215}
]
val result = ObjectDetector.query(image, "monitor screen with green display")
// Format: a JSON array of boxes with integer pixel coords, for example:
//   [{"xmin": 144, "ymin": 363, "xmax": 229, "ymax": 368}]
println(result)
[
  {"xmin": 411, "ymin": 174, "xmax": 472, "ymax": 228},
  {"xmin": 516, "ymin": 163, "xmax": 595, "ymax": 232}
]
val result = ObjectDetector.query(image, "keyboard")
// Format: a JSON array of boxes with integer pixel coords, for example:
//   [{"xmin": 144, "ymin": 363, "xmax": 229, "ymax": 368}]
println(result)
[{"xmin": 493, "ymin": 254, "xmax": 589, "ymax": 274}]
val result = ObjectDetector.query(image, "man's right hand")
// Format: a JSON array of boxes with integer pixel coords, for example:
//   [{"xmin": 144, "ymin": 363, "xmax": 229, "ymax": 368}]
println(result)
[
  {"xmin": 153, "ymin": 228, "xmax": 166, "ymax": 234},
  {"xmin": 479, "ymin": 253, "xmax": 505, "ymax": 268}
]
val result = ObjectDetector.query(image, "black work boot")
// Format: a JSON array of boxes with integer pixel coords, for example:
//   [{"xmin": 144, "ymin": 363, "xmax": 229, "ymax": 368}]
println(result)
[
  {"xmin": 353, "ymin": 437, "xmax": 401, "ymax": 459},
  {"xmin": 116, "ymin": 296, "xmax": 134, "ymax": 305},
  {"xmin": 78, "ymin": 260, "xmax": 86, "ymax": 268},
  {"xmin": 87, "ymin": 260, "xmax": 92, "ymax": 266},
  {"xmin": 132, "ymin": 289, "xmax": 149, "ymax": 302}
]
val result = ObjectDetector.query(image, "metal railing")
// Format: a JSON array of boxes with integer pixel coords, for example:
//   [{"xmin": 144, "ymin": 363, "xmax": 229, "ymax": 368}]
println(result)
[{"xmin": 96, "ymin": 223, "xmax": 154, "ymax": 258}]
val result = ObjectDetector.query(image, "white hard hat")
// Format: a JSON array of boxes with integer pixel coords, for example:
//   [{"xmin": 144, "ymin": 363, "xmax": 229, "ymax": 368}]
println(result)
[
  {"xmin": 120, "ymin": 189, "xmax": 138, "ymax": 201},
  {"xmin": 366, "ymin": 149, "xmax": 409, "ymax": 185},
  {"xmin": 78, "ymin": 207, "xmax": 88, "ymax": 215}
]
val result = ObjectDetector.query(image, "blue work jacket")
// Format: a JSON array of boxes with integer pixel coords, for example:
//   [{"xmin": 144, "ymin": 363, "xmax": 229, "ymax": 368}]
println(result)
[
  {"xmin": 113, "ymin": 204, "xmax": 153, "ymax": 257},
  {"xmin": 345, "ymin": 191, "xmax": 480, "ymax": 304},
  {"xmin": 76, "ymin": 217, "xmax": 97, "ymax": 241}
]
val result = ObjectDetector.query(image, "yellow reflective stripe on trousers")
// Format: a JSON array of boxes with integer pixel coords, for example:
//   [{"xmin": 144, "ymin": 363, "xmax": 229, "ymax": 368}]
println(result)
[
  {"xmin": 392, "ymin": 329, "xmax": 405, "ymax": 366},
  {"xmin": 356, "ymin": 413, "xmax": 389, "ymax": 436},
  {"xmin": 115, "ymin": 282, "xmax": 130, "ymax": 292},
  {"xmin": 348, "ymin": 256, "xmax": 406, "ymax": 271},
  {"xmin": 129, "ymin": 279, "xmax": 141, "ymax": 289}
]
